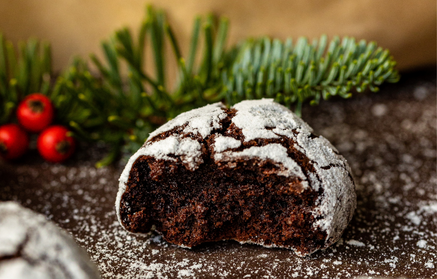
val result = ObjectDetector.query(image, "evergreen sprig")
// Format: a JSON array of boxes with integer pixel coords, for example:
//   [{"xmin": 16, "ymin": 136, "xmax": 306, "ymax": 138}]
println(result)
[
  {"xmin": 61, "ymin": 6, "xmax": 234, "ymax": 166},
  {"xmin": 222, "ymin": 36, "xmax": 399, "ymax": 116}
]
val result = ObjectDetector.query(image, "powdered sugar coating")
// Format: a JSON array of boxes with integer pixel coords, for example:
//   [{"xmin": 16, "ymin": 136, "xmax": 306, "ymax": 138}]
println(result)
[
  {"xmin": 212, "ymin": 135, "xmax": 241, "ymax": 152},
  {"xmin": 214, "ymin": 144, "xmax": 307, "ymax": 183},
  {"xmin": 232, "ymin": 99, "xmax": 312, "ymax": 141},
  {"xmin": 148, "ymin": 102, "xmax": 227, "ymax": 140},
  {"xmin": 293, "ymin": 131, "xmax": 356, "ymax": 245},
  {"xmin": 140, "ymin": 136, "xmax": 202, "ymax": 170},
  {"xmin": 0, "ymin": 202, "xmax": 99, "ymax": 279},
  {"xmin": 117, "ymin": 99, "xmax": 356, "ymax": 255},
  {"xmin": 230, "ymin": 99, "xmax": 356, "ymax": 248}
]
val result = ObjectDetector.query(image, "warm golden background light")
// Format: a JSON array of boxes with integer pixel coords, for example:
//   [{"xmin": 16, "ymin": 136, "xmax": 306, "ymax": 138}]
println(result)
[{"xmin": 0, "ymin": 0, "xmax": 435, "ymax": 71}]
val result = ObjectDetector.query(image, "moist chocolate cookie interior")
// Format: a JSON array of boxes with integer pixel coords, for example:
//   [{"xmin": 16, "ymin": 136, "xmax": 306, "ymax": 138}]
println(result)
[{"xmin": 119, "ymin": 109, "xmax": 327, "ymax": 255}]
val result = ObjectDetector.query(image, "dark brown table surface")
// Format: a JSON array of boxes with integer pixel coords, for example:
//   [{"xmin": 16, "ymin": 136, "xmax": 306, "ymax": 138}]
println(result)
[{"xmin": 1, "ymin": 68, "xmax": 436, "ymax": 278}]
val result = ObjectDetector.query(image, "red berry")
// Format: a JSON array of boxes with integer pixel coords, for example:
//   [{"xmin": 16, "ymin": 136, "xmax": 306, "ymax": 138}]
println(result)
[
  {"xmin": 0, "ymin": 124, "xmax": 29, "ymax": 160},
  {"xmin": 37, "ymin": 126, "xmax": 75, "ymax": 163},
  {"xmin": 17, "ymin": 93, "xmax": 54, "ymax": 133}
]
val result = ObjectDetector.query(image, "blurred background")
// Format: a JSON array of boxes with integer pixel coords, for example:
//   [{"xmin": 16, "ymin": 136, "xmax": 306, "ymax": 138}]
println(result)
[{"xmin": 0, "ymin": 0, "xmax": 435, "ymax": 72}]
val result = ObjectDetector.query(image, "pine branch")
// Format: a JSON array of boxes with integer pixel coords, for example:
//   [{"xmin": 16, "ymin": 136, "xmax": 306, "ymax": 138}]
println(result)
[
  {"xmin": 223, "ymin": 36, "xmax": 399, "ymax": 116},
  {"xmin": 55, "ymin": 6, "xmax": 236, "ymax": 166}
]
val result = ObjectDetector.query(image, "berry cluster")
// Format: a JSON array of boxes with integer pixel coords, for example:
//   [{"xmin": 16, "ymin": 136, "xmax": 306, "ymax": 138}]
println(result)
[{"xmin": 0, "ymin": 93, "xmax": 75, "ymax": 163}]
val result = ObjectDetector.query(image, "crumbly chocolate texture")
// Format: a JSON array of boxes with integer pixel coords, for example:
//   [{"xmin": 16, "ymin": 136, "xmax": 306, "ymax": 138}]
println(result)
[
  {"xmin": 0, "ymin": 202, "xmax": 100, "ymax": 279},
  {"xmin": 117, "ymin": 99, "xmax": 356, "ymax": 256}
]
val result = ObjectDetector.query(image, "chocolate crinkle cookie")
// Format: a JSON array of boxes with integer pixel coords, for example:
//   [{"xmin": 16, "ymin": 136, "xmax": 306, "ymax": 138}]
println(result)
[
  {"xmin": 117, "ymin": 99, "xmax": 356, "ymax": 256},
  {"xmin": 0, "ymin": 202, "xmax": 100, "ymax": 279}
]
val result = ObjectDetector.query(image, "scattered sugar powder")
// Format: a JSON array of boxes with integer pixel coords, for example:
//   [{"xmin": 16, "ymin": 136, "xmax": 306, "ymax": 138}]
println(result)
[
  {"xmin": 178, "ymin": 269, "xmax": 194, "ymax": 277},
  {"xmin": 417, "ymin": 240, "xmax": 427, "ymax": 248},
  {"xmin": 345, "ymin": 240, "xmax": 365, "ymax": 247},
  {"xmin": 425, "ymin": 261, "xmax": 435, "ymax": 269},
  {"xmin": 371, "ymin": 103, "xmax": 388, "ymax": 117}
]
